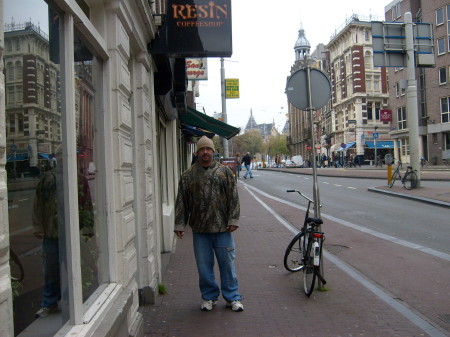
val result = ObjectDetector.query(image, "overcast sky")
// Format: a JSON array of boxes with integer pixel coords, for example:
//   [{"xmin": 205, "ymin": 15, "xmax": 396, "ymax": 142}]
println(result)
[
  {"xmin": 4, "ymin": 0, "xmax": 389, "ymax": 132},
  {"xmin": 199, "ymin": 0, "xmax": 388, "ymax": 132}
]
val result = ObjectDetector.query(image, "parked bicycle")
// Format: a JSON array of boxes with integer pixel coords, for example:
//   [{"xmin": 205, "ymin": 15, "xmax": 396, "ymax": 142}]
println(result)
[
  {"xmin": 389, "ymin": 160, "xmax": 418, "ymax": 190},
  {"xmin": 420, "ymin": 157, "xmax": 429, "ymax": 169},
  {"xmin": 283, "ymin": 189, "xmax": 326, "ymax": 297}
]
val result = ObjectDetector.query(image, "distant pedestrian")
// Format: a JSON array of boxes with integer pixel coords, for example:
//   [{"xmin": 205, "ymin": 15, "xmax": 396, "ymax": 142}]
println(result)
[
  {"xmin": 174, "ymin": 136, "xmax": 244, "ymax": 312},
  {"xmin": 241, "ymin": 152, "xmax": 254, "ymax": 179},
  {"xmin": 235, "ymin": 153, "xmax": 242, "ymax": 178}
]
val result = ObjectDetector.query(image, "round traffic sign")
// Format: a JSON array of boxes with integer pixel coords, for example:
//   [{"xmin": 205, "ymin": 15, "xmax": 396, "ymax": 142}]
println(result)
[{"xmin": 286, "ymin": 68, "xmax": 331, "ymax": 110}]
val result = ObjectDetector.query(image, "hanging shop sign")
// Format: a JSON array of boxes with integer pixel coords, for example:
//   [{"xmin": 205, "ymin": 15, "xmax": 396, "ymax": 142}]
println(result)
[
  {"xmin": 165, "ymin": 0, "xmax": 232, "ymax": 57},
  {"xmin": 186, "ymin": 58, "xmax": 208, "ymax": 80},
  {"xmin": 225, "ymin": 78, "xmax": 239, "ymax": 98},
  {"xmin": 380, "ymin": 109, "xmax": 392, "ymax": 122}
]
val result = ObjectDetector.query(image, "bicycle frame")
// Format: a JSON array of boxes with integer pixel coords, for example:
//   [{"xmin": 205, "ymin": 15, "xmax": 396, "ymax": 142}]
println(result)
[{"xmin": 284, "ymin": 190, "xmax": 326, "ymax": 296}]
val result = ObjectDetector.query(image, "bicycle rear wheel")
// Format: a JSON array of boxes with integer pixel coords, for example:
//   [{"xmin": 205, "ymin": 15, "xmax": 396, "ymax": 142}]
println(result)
[
  {"xmin": 403, "ymin": 171, "xmax": 418, "ymax": 190},
  {"xmin": 303, "ymin": 238, "xmax": 316, "ymax": 296},
  {"xmin": 283, "ymin": 231, "xmax": 304, "ymax": 272}
]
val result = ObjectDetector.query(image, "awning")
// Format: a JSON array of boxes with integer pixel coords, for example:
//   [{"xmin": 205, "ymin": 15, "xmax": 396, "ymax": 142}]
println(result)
[
  {"xmin": 365, "ymin": 141, "xmax": 395, "ymax": 149},
  {"xmin": 330, "ymin": 144, "xmax": 340, "ymax": 152},
  {"xmin": 337, "ymin": 142, "xmax": 355, "ymax": 151},
  {"xmin": 180, "ymin": 124, "xmax": 215, "ymax": 138},
  {"xmin": 179, "ymin": 107, "xmax": 240, "ymax": 139},
  {"xmin": 38, "ymin": 153, "xmax": 51, "ymax": 159},
  {"xmin": 7, "ymin": 153, "xmax": 29, "ymax": 162}
]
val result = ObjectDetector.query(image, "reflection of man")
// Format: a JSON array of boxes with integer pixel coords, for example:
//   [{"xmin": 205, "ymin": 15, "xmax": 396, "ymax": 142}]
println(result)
[{"xmin": 33, "ymin": 147, "xmax": 94, "ymax": 318}]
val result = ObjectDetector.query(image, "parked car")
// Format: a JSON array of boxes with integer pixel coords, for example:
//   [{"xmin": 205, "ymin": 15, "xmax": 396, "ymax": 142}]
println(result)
[{"xmin": 285, "ymin": 160, "xmax": 297, "ymax": 168}]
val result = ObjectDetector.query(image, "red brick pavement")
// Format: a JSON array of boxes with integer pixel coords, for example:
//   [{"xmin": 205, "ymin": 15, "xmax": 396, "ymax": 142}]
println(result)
[{"xmin": 140, "ymin": 182, "xmax": 449, "ymax": 337}]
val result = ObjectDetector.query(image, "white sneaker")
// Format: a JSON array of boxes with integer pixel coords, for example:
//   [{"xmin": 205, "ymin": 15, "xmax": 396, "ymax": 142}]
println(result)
[
  {"xmin": 35, "ymin": 304, "xmax": 58, "ymax": 318},
  {"xmin": 200, "ymin": 300, "xmax": 217, "ymax": 311},
  {"xmin": 226, "ymin": 300, "xmax": 244, "ymax": 312}
]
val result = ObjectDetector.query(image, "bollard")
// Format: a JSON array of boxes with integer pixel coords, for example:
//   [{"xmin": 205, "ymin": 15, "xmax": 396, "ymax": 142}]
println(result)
[{"xmin": 385, "ymin": 154, "xmax": 394, "ymax": 185}]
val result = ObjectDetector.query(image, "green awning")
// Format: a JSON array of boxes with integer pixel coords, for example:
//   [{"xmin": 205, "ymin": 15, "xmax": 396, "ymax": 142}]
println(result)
[{"xmin": 179, "ymin": 107, "xmax": 240, "ymax": 140}]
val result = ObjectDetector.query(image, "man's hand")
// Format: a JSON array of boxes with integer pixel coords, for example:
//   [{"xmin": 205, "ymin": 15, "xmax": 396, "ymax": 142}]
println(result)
[
  {"xmin": 227, "ymin": 225, "xmax": 238, "ymax": 232},
  {"xmin": 175, "ymin": 231, "xmax": 184, "ymax": 239}
]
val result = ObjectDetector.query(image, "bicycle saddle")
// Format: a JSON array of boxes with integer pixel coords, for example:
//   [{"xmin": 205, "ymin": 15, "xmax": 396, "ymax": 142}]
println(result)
[{"xmin": 306, "ymin": 217, "xmax": 323, "ymax": 225}]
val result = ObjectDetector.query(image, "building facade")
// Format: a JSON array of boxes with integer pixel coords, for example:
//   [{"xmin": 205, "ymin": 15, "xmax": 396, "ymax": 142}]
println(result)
[
  {"xmin": 0, "ymin": 1, "xmax": 191, "ymax": 336},
  {"xmin": 326, "ymin": 15, "xmax": 390, "ymax": 165},
  {"xmin": 385, "ymin": 0, "xmax": 450, "ymax": 165}
]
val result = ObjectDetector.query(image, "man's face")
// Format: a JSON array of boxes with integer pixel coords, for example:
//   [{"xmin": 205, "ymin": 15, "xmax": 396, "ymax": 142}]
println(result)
[{"xmin": 197, "ymin": 147, "xmax": 214, "ymax": 166}]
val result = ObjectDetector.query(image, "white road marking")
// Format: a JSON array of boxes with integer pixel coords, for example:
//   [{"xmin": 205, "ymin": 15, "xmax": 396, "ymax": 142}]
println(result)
[{"xmin": 243, "ymin": 183, "xmax": 448, "ymax": 337}]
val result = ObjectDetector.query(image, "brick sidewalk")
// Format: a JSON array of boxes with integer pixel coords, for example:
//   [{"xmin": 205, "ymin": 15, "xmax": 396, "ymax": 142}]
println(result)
[{"xmin": 140, "ymin": 184, "xmax": 446, "ymax": 337}]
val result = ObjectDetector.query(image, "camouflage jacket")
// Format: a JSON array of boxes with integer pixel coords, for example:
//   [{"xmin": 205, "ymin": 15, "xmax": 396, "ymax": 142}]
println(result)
[
  {"xmin": 175, "ymin": 161, "xmax": 240, "ymax": 233},
  {"xmin": 32, "ymin": 171, "xmax": 94, "ymax": 239}
]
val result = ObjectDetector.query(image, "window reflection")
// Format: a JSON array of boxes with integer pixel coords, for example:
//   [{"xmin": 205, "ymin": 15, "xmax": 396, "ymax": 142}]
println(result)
[
  {"xmin": 5, "ymin": 0, "xmax": 106, "ymax": 335},
  {"xmin": 5, "ymin": 1, "xmax": 65, "ymax": 334}
]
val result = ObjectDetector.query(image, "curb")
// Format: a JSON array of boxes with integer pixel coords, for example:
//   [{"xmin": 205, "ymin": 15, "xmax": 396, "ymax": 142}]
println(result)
[
  {"xmin": 368, "ymin": 187, "xmax": 450, "ymax": 208},
  {"xmin": 261, "ymin": 168, "xmax": 450, "ymax": 181}
]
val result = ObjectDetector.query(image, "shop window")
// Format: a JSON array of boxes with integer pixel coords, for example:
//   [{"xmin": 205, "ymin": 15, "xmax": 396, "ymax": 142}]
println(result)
[{"xmin": 5, "ymin": 0, "xmax": 108, "ymax": 334}]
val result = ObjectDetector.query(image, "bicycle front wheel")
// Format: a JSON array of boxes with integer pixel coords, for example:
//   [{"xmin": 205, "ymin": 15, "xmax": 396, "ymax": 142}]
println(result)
[
  {"xmin": 283, "ymin": 231, "xmax": 304, "ymax": 272},
  {"xmin": 303, "ymin": 239, "xmax": 316, "ymax": 296},
  {"xmin": 389, "ymin": 170, "xmax": 399, "ymax": 188},
  {"xmin": 403, "ymin": 171, "xmax": 418, "ymax": 190}
]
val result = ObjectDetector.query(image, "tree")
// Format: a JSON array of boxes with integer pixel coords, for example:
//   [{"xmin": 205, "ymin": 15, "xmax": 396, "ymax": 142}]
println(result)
[
  {"xmin": 264, "ymin": 135, "xmax": 288, "ymax": 158},
  {"xmin": 231, "ymin": 130, "xmax": 263, "ymax": 156}
]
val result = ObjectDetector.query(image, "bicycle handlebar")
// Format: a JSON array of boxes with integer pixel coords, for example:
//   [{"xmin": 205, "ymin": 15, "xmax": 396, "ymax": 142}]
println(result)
[{"xmin": 286, "ymin": 189, "xmax": 314, "ymax": 204}]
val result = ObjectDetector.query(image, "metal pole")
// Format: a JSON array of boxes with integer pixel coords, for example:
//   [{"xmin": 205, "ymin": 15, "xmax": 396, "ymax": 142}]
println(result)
[
  {"xmin": 306, "ymin": 63, "xmax": 324, "ymax": 288},
  {"xmin": 404, "ymin": 12, "xmax": 421, "ymax": 186},
  {"xmin": 306, "ymin": 65, "xmax": 320, "ymax": 217},
  {"xmin": 220, "ymin": 58, "xmax": 229, "ymax": 158}
]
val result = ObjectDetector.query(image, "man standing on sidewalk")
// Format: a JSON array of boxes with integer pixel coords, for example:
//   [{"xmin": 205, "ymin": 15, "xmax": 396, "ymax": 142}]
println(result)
[
  {"xmin": 174, "ymin": 136, "xmax": 244, "ymax": 312},
  {"xmin": 241, "ymin": 152, "xmax": 254, "ymax": 179}
]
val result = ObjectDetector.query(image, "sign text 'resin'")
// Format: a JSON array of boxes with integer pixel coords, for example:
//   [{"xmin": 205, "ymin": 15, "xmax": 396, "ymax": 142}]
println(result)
[{"xmin": 172, "ymin": 1, "xmax": 228, "ymax": 20}]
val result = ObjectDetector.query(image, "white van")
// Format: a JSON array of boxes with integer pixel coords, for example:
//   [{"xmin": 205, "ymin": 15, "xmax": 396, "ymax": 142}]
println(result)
[{"xmin": 291, "ymin": 155, "xmax": 304, "ymax": 167}]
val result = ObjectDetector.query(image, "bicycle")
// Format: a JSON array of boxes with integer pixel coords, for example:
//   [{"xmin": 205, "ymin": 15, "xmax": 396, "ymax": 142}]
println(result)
[
  {"xmin": 443, "ymin": 158, "xmax": 450, "ymax": 168},
  {"xmin": 389, "ymin": 160, "xmax": 418, "ymax": 190},
  {"xmin": 283, "ymin": 189, "xmax": 326, "ymax": 297},
  {"xmin": 420, "ymin": 157, "xmax": 429, "ymax": 169}
]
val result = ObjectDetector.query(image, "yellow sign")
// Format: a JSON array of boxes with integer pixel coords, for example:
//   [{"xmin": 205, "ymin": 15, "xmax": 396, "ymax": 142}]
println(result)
[{"xmin": 225, "ymin": 78, "xmax": 239, "ymax": 98}]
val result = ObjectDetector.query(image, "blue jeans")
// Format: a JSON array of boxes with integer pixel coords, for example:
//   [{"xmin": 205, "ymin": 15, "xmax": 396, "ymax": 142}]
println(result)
[
  {"xmin": 40, "ymin": 238, "xmax": 61, "ymax": 308},
  {"xmin": 243, "ymin": 164, "xmax": 253, "ymax": 178},
  {"xmin": 193, "ymin": 232, "xmax": 241, "ymax": 302}
]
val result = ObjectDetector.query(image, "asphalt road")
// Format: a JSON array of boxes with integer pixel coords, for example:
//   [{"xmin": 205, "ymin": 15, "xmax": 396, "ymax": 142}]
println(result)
[{"xmin": 243, "ymin": 170, "xmax": 450, "ymax": 254}]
